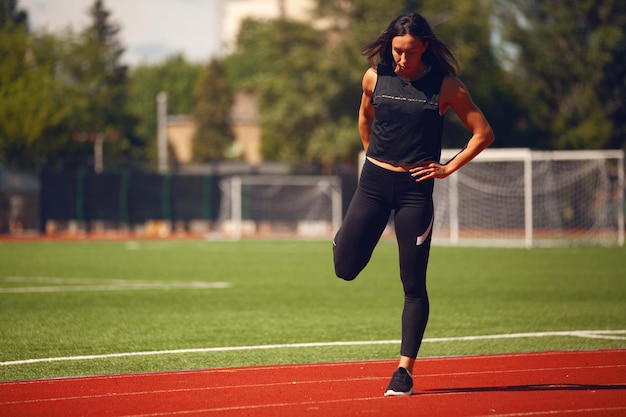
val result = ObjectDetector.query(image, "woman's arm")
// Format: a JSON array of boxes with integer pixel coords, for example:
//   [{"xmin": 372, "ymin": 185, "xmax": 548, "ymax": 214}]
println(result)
[
  {"xmin": 358, "ymin": 68, "xmax": 377, "ymax": 151},
  {"xmin": 410, "ymin": 75, "xmax": 494, "ymax": 181}
]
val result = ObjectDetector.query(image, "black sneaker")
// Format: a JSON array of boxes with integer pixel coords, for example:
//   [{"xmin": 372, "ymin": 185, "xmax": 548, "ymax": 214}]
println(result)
[{"xmin": 384, "ymin": 367, "xmax": 414, "ymax": 396}]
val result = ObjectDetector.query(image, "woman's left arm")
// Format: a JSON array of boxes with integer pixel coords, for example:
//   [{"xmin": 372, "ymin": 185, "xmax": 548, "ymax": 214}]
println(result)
[{"xmin": 410, "ymin": 76, "xmax": 494, "ymax": 181}]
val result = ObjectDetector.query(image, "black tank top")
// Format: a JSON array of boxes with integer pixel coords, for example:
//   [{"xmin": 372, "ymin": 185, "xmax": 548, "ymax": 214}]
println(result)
[{"xmin": 366, "ymin": 63, "xmax": 446, "ymax": 166}]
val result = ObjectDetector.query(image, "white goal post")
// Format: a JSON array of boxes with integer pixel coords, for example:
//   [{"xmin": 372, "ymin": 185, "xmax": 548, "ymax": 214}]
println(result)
[
  {"xmin": 218, "ymin": 150, "xmax": 624, "ymax": 246},
  {"xmin": 359, "ymin": 148, "xmax": 624, "ymax": 247},
  {"xmin": 433, "ymin": 148, "xmax": 624, "ymax": 247},
  {"xmin": 217, "ymin": 175, "xmax": 343, "ymax": 239}
]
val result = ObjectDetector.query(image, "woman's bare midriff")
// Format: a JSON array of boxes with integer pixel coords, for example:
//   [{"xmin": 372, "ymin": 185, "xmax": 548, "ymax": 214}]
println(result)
[{"xmin": 367, "ymin": 156, "xmax": 411, "ymax": 172}]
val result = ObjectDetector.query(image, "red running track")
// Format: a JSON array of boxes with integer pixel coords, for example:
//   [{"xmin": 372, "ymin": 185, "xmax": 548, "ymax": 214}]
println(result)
[{"xmin": 1, "ymin": 349, "xmax": 625, "ymax": 417}]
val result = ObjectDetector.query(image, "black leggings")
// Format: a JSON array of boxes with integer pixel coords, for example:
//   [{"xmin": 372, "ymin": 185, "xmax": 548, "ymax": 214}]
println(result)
[{"xmin": 333, "ymin": 158, "xmax": 434, "ymax": 358}]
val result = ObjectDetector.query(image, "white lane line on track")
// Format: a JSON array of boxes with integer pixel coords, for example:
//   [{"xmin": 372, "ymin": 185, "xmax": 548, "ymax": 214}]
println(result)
[
  {"xmin": 467, "ymin": 407, "xmax": 626, "ymax": 417},
  {"xmin": 1, "ymin": 377, "xmax": 382, "ymax": 404},
  {"xmin": 119, "ymin": 404, "xmax": 626, "ymax": 417},
  {"xmin": 0, "ymin": 360, "xmax": 397, "ymax": 385},
  {"xmin": 0, "ymin": 277, "xmax": 231, "ymax": 293},
  {"xmin": 120, "ymin": 396, "xmax": 388, "ymax": 417},
  {"xmin": 3, "ymin": 363, "xmax": 625, "ymax": 405},
  {"xmin": 425, "ymin": 330, "xmax": 626, "ymax": 342},
  {"xmin": 1, "ymin": 330, "xmax": 625, "ymax": 367},
  {"xmin": 0, "ymin": 341, "xmax": 401, "ymax": 366}
]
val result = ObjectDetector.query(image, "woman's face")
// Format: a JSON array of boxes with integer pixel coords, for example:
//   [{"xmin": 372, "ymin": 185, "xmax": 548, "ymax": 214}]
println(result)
[{"xmin": 391, "ymin": 34, "xmax": 428, "ymax": 77}]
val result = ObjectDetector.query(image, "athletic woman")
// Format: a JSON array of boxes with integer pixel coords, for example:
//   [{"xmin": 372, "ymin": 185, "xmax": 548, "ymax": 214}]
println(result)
[{"xmin": 332, "ymin": 12, "xmax": 494, "ymax": 396}]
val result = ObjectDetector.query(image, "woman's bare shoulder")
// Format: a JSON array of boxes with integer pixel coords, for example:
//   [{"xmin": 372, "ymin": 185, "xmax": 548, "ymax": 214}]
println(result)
[{"xmin": 362, "ymin": 67, "xmax": 378, "ymax": 93}]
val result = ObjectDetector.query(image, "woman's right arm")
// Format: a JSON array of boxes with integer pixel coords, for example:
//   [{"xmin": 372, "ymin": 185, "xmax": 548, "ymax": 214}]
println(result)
[{"xmin": 358, "ymin": 68, "xmax": 377, "ymax": 151}]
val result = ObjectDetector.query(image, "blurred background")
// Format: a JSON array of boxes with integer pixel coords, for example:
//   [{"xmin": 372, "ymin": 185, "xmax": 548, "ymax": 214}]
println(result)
[{"xmin": 0, "ymin": 0, "xmax": 624, "ymax": 242}]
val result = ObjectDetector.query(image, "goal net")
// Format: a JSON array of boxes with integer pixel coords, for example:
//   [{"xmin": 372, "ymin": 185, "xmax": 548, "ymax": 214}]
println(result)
[
  {"xmin": 216, "ymin": 175, "xmax": 343, "ymax": 239},
  {"xmin": 432, "ymin": 149, "xmax": 624, "ymax": 247}
]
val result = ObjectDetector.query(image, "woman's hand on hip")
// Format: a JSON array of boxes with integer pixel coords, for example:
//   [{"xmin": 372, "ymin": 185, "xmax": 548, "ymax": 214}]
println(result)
[{"xmin": 409, "ymin": 161, "xmax": 450, "ymax": 182}]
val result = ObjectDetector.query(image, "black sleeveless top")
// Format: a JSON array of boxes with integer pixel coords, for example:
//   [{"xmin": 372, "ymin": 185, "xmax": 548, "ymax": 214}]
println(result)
[{"xmin": 366, "ymin": 63, "xmax": 446, "ymax": 166}]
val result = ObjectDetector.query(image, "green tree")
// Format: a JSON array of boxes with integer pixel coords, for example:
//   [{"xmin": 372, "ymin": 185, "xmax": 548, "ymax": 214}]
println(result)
[
  {"xmin": 225, "ymin": 18, "xmax": 330, "ymax": 163},
  {"xmin": 0, "ymin": 0, "xmax": 68, "ymax": 170},
  {"xmin": 497, "ymin": 0, "xmax": 626, "ymax": 150},
  {"xmin": 0, "ymin": 0, "xmax": 27, "ymax": 27},
  {"xmin": 192, "ymin": 58, "xmax": 234, "ymax": 161},
  {"xmin": 55, "ymin": 0, "xmax": 140, "ymax": 169},
  {"xmin": 128, "ymin": 54, "xmax": 204, "ymax": 165}
]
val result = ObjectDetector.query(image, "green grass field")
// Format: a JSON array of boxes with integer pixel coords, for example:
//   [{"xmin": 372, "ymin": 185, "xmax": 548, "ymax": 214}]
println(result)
[{"xmin": 0, "ymin": 239, "xmax": 624, "ymax": 382}]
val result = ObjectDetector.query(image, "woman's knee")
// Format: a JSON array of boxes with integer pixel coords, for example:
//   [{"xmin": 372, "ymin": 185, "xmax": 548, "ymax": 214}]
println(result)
[
  {"xmin": 333, "ymin": 255, "xmax": 360, "ymax": 281},
  {"xmin": 335, "ymin": 268, "xmax": 358, "ymax": 281}
]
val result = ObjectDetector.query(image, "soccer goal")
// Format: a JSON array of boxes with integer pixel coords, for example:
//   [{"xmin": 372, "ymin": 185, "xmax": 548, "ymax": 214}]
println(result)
[
  {"xmin": 432, "ymin": 148, "xmax": 624, "ymax": 247},
  {"xmin": 217, "ymin": 175, "xmax": 343, "ymax": 239}
]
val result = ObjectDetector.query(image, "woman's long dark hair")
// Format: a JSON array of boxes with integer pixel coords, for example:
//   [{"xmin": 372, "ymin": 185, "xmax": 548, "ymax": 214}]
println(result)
[{"xmin": 361, "ymin": 12, "xmax": 459, "ymax": 76}]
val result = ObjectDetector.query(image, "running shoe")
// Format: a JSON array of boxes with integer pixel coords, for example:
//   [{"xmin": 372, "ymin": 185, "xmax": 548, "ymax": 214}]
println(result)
[{"xmin": 384, "ymin": 367, "xmax": 414, "ymax": 396}]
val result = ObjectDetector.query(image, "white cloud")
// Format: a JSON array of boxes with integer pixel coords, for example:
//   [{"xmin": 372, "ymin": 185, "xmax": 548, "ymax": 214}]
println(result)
[{"xmin": 19, "ymin": 0, "xmax": 227, "ymax": 66}]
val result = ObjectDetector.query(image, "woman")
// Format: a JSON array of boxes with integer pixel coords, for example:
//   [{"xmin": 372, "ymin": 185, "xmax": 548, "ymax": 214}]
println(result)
[{"xmin": 333, "ymin": 12, "xmax": 494, "ymax": 396}]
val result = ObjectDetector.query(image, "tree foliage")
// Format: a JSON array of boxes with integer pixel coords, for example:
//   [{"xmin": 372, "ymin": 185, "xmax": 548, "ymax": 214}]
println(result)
[
  {"xmin": 496, "ymin": 0, "xmax": 626, "ymax": 149},
  {"xmin": 0, "ymin": 0, "xmax": 27, "ymax": 28},
  {"xmin": 192, "ymin": 58, "xmax": 234, "ymax": 161},
  {"xmin": 57, "ymin": 0, "xmax": 140, "ymax": 166},
  {"xmin": 3, "ymin": 0, "xmax": 624, "ymax": 171},
  {"xmin": 0, "ymin": 0, "xmax": 144, "ymax": 170},
  {"xmin": 128, "ymin": 54, "xmax": 204, "ymax": 165},
  {"xmin": 225, "ymin": 18, "xmax": 336, "ymax": 163},
  {"xmin": 0, "ymin": 0, "xmax": 68, "ymax": 169}
]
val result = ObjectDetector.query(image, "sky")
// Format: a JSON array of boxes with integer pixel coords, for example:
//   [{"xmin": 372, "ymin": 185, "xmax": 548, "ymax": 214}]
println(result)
[{"xmin": 19, "ymin": 0, "xmax": 228, "ymax": 66}]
